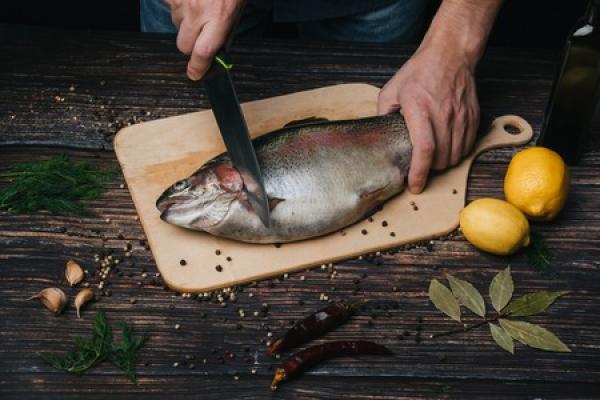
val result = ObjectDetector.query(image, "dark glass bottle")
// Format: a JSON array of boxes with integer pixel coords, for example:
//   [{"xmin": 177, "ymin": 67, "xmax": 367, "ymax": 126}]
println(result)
[{"xmin": 539, "ymin": 0, "xmax": 600, "ymax": 164}]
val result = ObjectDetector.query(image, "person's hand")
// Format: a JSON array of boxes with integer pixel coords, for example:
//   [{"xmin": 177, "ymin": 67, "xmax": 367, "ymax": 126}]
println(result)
[
  {"xmin": 377, "ymin": 0, "xmax": 503, "ymax": 194},
  {"xmin": 165, "ymin": 0, "xmax": 245, "ymax": 80},
  {"xmin": 378, "ymin": 46, "xmax": 480, "ymax": 194}
]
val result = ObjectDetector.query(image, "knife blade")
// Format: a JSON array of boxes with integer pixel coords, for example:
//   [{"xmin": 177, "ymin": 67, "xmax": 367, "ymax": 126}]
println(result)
[{"xmin": 203, "ymin": 53, "xmax": 271, "ymax": 227}]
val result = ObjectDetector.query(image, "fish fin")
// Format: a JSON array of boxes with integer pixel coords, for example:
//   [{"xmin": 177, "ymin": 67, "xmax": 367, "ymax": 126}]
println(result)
[
  {"xmin": 283, "ymin": 116, "xmax": 329, "ymax": 128},
  {"xmin": 269, "ymin": 196, "xmax": 285, "ymax": 211}
]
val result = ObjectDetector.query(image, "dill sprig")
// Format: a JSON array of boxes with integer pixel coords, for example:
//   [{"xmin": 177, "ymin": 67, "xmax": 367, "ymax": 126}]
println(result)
[
  {"xmin": 526, "ymin": 228, "xmax": 555, "ymax": 276},
  {"xmin": 109, "ymin": 322, "xmax": 148, "ymax": 383},
  {"xmin": 37, "ymin": 311, "xmax": 113, "ymax": 374},
  {"xmin": 0, "ymin": 155, "xmax": 118, "ymax": 215},
  {"xmin": 37, "ymin": 311, "xmax": 147, "ymax": 382}
]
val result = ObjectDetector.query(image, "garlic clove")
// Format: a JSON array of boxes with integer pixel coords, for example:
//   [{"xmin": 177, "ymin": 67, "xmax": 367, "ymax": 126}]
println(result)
[
  {"xmin": 65, "ymin": 260, "xmax": 85, "ymax": 287},
  {"xmin": 27, "ymin": 287, "xmax": 67, "ymax": 314},
  {"xmin": 75, "ymin": 288, "xmax": 96, "ymax": 319}
]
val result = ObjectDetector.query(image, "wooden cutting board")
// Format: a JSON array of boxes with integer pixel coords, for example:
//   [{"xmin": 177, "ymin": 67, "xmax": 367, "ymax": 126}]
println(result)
[{"xmin": 114, "ymin": 83, "xmax": 533, "ymax": 293}]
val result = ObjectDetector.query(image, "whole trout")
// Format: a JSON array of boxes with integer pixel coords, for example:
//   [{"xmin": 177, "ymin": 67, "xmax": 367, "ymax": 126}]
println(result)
[{"xmin": 156, "ymin": 114, "xmax": 412, "ymax": 243}]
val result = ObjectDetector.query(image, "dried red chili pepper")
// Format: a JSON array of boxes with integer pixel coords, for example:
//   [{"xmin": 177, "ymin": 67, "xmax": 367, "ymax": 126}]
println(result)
[
  {"xmin": 267, "ymin": 302, "xmax": 355, "ymax": 355},
  {"xmin": 270, "ymin": 340, "xmax": 392, "ymax": 391}
]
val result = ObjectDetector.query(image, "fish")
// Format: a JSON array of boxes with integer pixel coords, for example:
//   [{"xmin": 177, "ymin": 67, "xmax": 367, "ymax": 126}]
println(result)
[{"xmin": 156, "ymin": 113, "xmax": 412, "ymax": 244}]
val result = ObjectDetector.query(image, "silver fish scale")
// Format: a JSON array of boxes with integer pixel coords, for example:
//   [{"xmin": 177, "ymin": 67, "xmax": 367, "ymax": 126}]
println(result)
[{"xmin": 203, "ymin": 113, "xmax": 412, "ymax": 243}]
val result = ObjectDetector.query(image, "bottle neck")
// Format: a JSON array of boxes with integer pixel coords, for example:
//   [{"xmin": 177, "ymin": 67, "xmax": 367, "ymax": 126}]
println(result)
[{"xmin": 586, "ymin": 0, "xmax": 599, "ymax": 25}]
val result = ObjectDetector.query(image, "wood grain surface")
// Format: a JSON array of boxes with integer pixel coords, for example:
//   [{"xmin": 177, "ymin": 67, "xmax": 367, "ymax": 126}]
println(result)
[{"xmin": 1, "ymin": 25, "xmax": 600, "ymax": 399}]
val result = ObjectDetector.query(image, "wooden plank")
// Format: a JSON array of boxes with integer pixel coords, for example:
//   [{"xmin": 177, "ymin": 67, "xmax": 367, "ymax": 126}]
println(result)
[{"xmin": 2, "ymin": 375, "xmax": 600, "ymax": 400}]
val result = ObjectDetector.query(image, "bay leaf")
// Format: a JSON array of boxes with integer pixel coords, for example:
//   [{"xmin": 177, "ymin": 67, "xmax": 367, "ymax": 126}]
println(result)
[
  {"xmin": 489, "ymin": 267, "xmax": 513, "ymax": 313},
  {"xmin": 489, "ymin": 322, "xmax": 514, "ymax": 354},
  {"xmin": 503, "ymin": 290, "xmax": 569, "ymax": 317},
  {"xmin": 447, "ymin": 274, "xmax": 486, "ymax": 317},
  {"xmin": 428, "ymin": 279, "xmax": 461, "ymax": 322},
  {"xmin": 499, "ymin": 319, "xmax": 570, "ymax": 352}
]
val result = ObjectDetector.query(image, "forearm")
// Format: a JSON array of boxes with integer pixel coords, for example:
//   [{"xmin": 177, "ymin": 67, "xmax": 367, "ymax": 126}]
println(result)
[{"xmin": 420, "ymin": 0, "xmax": 503, "ymax": 68}]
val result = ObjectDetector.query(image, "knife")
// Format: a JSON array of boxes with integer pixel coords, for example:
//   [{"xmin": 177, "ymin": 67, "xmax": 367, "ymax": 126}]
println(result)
[{"xmin": 203, "ymin": 51, "xmax": 271, "ymax": 227}]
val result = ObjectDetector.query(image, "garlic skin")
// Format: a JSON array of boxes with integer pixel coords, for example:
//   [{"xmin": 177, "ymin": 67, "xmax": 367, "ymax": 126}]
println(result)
[
  {"xmin": 75, "ymin": 288, "xmax": 96, "ymax": 319},
  {"xmin": 65, "ymin": 260, "xmax": 85, "ymax": 287},
  {"xmin": 27, "ymin": 288, "xmax": 67, "ymax": 314}
]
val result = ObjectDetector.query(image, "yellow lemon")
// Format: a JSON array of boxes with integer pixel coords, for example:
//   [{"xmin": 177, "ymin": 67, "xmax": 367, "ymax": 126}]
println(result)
[
  {"xmin": 504, "ymin": 147, "xmax": 569, "ymax": 221},
  {"xmin": 459, "ymin": 198, "xmax": 530, "ymax": 256}
]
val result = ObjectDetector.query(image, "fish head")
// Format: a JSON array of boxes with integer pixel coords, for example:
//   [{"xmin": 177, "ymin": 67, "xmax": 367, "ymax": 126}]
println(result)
[{"xmin": 156, "ymin": 159, "xmax": 243, "ymax": 230}]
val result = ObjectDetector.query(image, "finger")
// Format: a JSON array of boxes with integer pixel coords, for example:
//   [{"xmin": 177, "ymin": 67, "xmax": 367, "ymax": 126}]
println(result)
[
  {"xmin": 431, "ymin": 103, "xmax": 453, "ymax": 170},
  {"xmin": 187, "ymin": 21, "xmax": 229, "ymax": 80},
  {"xmin": 450, "ymin": 108, "xmax": 467, "ymax": 166},
  {"xmin": 171, "ymin": 12, "xmax": 184, "ymax": 29},
  {"xmin": 176, "ymin": 17, "xmax": 205, "ymax": 55},
  {"xmin": 403, "ymin": 106, "xmax": 435, "ymax": 194},
  {"xmin": 377, "ymin": 85, "xmax": 400, "ymax": 116},
  {"xmin": 463, "ymin": 89, "xmax": 480, "ymax": 157},
  {"xmin": 463, "ymin": 103, "xmax": 480, "ymax": 157}
]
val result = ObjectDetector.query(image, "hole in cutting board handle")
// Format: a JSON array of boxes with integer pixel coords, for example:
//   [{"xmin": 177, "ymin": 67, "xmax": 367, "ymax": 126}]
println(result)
[{"xmin": 503, "ymin": 123, "xmax": 522, "ymax": 135}]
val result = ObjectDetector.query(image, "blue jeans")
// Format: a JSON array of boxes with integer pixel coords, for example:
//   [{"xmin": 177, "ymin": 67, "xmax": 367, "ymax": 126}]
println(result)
[{"xmin": 140, "ymin": 0, "xmax": 429, "ymax": 44}]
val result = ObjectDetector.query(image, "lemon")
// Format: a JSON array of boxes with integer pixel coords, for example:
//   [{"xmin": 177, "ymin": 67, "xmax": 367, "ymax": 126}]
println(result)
[
  {"xmin": 459, "ymin": 198, "xmax": 530, "ymax": 256},
  {"xmin": 504, "ymin": 147, "xmax": 569, "ymax": 221}
]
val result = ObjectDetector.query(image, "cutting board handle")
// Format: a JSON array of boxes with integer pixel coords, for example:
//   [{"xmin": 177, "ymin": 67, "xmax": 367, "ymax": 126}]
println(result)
[{"xmin": 473, "ymin": 115, "xmax": 534, "ymax": 157}]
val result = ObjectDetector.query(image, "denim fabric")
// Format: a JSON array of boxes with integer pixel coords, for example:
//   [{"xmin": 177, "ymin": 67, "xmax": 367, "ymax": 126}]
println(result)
[
  {"xmin": 250, "ymin": 0, "xmax": 399, "ymax": 22},
  {"xmin": 140, "ymin": 0, "xmax": 429, "ymax": 44},
  {"xmin": 297, "ymin": 0, "xmax": 429, "ymax": 43},
  {"xmin": 140, "ymin": 0, "xmax": 177, "ymax": 34}
]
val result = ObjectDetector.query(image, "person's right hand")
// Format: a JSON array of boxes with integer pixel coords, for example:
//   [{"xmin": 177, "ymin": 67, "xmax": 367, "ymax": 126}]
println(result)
[{"xmin": 165, "ymin": 0, "xmax": 245, "ymax": 80}]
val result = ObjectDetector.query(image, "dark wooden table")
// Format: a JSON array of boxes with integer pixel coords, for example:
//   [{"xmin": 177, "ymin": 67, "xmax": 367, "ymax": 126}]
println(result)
[{"xmin": 1, "ymin": 25, "xmax": 599, "ymax": 399}]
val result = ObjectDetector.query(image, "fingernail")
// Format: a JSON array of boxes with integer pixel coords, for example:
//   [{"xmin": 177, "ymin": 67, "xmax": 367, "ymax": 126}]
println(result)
[
  {"xmin": 408, "ymin": 184, "xmax": 424, "ymax": 194},
  {"xmin": 187, "ymin": 67, "xmax": 201, "ymax": 81}
]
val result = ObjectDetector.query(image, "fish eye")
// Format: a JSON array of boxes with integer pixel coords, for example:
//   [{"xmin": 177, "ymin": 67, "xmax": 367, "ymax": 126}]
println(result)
[{"xmin": 173, "ymin": 180, "xmax": 189, "ymax": 191}]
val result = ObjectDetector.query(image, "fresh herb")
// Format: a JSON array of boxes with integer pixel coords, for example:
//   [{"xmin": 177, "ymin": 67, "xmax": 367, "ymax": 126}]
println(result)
[
  {"xmin": 526, "ymin": 229, "xmax": 555, "ymax": 276},
  {"xmin": 0, "ymin": 155, "xmax": 118, "ymax": 215},
  {"xmin": 428, "ymin": 267, "xmax": 570, "ymax": 353},
  {"xmin": 110, "ymin": 322, "xmax": 148, "ymax": 383},
  {"xmin": 38, "ymin": 310, "xmax": 112, "ymax": 374},
  {"xmin": 38, "ymin": 311, "xmax": 147, "ymax": 382}
]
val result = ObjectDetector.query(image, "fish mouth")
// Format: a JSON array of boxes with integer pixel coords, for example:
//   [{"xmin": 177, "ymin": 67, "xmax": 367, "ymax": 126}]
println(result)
[
  {"xmin": 156, "ymin": 192, "xmax": 196, "ymax": 213},
  {"xmin": 157, "ymin": 190, "xmax": 239, "ymax": 230}
]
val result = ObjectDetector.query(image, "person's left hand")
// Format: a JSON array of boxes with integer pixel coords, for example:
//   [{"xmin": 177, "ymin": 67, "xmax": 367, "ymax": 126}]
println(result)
[{"xmin": 378, "ymin": 44, "xmax": 480, "ymax": 194}]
